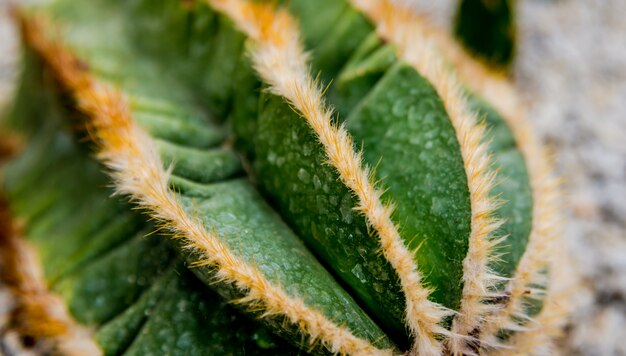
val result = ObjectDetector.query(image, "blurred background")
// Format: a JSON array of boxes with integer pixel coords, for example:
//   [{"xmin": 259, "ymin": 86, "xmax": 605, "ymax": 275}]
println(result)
[
  {"xmin": 1, "ymin": 0, "xmax": 625, "ymax": 354},
  {"xmin": 422, "ymin": 1, "xmax": 626, "ymax": 355}
]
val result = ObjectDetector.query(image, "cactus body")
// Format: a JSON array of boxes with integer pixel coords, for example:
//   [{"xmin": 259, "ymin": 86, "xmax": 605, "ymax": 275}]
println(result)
[
  {"xmin": 0, "ymin": 0, "xmax": 571, "ymax": 355},
  {"xmin": 455, "ymin": 0, "xmax": 517, "ymax": 69}
]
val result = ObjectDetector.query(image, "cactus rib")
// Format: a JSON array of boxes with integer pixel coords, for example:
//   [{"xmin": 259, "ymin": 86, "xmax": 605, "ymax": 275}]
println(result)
[
  {"xmin": 492, "ymin": 247, "xmax": 573, "ymax": 355},
  {"xmin": 0, "ymin": 193, "xmax": 100, "ymax": 355},
  {"xmin": 348, "ymin": 1, "xmax": 508, "ymax": 353},
  {"xmin": 210, "ymin": 1, "xmax": 453, "ymax": 354},
  {"xmin": 394, "ymin": 3, "xmax": 571, "ymax": 349},
  {"xmin": 358, "ymin": 0, "xmax": 573, "ymax": 352}
]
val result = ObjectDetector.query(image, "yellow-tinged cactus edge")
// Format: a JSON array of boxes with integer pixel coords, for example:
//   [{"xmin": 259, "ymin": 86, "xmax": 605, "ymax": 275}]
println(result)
[{"xmin": 0, "ymin": 187, "xmax": 100, "ymax": 355}]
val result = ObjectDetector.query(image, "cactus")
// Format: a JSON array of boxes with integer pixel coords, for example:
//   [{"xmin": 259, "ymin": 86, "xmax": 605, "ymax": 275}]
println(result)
[
  {"xmin": 455, "ymin": 0, "xmax": 517, "ymax": 70},
  {"xmin": 0, "ymin": 0, "xmax": 573, "ymax": 354}
]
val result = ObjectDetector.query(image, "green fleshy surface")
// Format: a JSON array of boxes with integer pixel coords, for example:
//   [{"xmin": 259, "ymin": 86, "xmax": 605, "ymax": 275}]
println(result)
[
  {"xmin": 306, "ymin": 7, "xmax": 373, "ymax": 82},
  {"xmin": 172, "ymin": 178, "xmax": 393, "ymax": 349},
  {"xmin": 156, "ymin": 140, "xmax": 244, "ymax": 184},
  {"xmin": 95, "ymin": 266, "xmax": 173, "ymax": 356},
  {"xmin": 333, "ymin": 38, "xmax": 397, "ymax": 117},
  {"xmin": 123, "ymin": 265, "xmax": 292, "ymax": 356},
  {"xmin": 254, "ymin": 93, "xmax": 408, "ymax": 344},
  {"xmin": 469, "ymin": 97, "xmax": 533, "ymax": 278},
  {"xmin": 228, "ymin": 51, "xmax": 261, "ymax": 159},
  {"xmin": 134, "ymin": 112, "xmax": 225, "ymax": 150},
  {"xmin": 123, "ymin": 0, "xmax": 244, "ymax": 118},
  {"xmin": 287, "ymin": 0, "xmax": 348, "ymax": 50},
  {"xmin": 332, "ymin": 28, "xmax": 534, "ymax": 288},
  {"xmin": 345, "ymin": 63, "xmax": 472, "ymax": 310},
  {"xmin": 54, "ymin": 233, "xmax": 174, "ymax": 326}
]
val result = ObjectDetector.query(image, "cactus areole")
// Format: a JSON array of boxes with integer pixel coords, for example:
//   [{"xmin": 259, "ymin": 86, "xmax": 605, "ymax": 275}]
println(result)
[{"xmin": 0, "ymin": 0, "xmax": 571, "ymax": 355}]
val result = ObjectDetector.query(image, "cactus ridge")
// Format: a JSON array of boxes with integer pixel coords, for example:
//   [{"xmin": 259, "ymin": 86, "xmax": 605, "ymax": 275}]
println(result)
[
  {"xmin": 348, "ymin": 1, "xmax": 509, "ymax": 353},
  {"xmin": 381, "ymin": 1, "xmax": 573, "ymax": 351},
  {"xmin": 212, "ymin": 1, "xmax": 453, "ymax": 354},
  {"xmin": 0, "ymin": 194, "xmax": 101, "ymax": 355}
]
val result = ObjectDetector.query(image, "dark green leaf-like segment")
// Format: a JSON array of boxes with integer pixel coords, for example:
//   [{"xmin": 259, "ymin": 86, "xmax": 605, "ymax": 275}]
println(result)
[
  {"xmin": 286, "ymin": 0, "xmax": 373, "ymax": 83},
  {"xmin": 254, "ymin": 93, "xmax": 407, "ymax": 340},
  {"xmin": 345, "ymin": 63, "xmax": 472, "ymax": 307},
  {"xmin": 101, "ymin": 267, "xmax": 289, "ymax": 356},
  {"xmin": 454, "ymin": 0, "xmax": 517, "ymax": 69},
  {"xmin": 172, "ymin": 178, "xmax": 389, "ymax": 347},
  {"xmin": 329, "ymin": 21, "xmax": 533, "ymax": 281},
  {"xmin": 467, "ymin": 98, "xmax": 532, "ymax": 277}
]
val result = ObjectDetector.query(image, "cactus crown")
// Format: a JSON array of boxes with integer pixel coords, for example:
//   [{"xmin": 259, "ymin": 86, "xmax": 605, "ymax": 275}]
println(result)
[{"xmin": 0, "ymin": 0, "xmax": 572, "ymax": 355}]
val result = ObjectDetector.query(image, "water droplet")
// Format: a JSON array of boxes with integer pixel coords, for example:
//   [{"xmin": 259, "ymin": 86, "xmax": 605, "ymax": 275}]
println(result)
[
  {"xmin": 302, "ymin": 144, "xmax": 312, "ymax": 156},
  {"xmin": 351, "ymin": 264, "xmax": 368, "ymax": 284},
  {"xmin": 313, "ymin": 175, "xmax": 322, "ymax": 189},
  {"xmin": 340, "ymin": 193, "xmax": 354, "ymax": 224},
  {"xmin": 373, "ymin": 282, "xmax": 384, "ymax": 293},
  {"xmin": 220, "ymin": 212, "xmax": 237, "ymax": 222},
  {"xmin": 267, "ymin": 150, "xmax": 276, "ymax": 164},
  {"xmin": 392, "ymin": 97, "xmax": 411, "ymax": 116},
  {"xmin": 297, "ymin": 168, "xmax": 311, "ymax": 183},
  {"xmin": 431, "ymin": 197, "xmax": 447, "ymax": 216}
]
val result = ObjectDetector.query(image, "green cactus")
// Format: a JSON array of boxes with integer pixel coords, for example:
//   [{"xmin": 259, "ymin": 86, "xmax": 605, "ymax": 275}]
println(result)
[
  {"xmin": 0, "ymin": 0, "xmax": 572, "ymax": 355},
  {"xmin": 455, "ymin": 0, "xmax": 517, "ymax": 70}
]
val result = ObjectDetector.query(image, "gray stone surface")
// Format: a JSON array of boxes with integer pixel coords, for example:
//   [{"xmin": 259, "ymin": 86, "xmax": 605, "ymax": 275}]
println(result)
[
  {"xmin": 1, "ymin": 0, "xmax": 625, "ymax": 354},
  {"xmin": 515, "ymin": 1, "xmax": 626, "ymax": 355}
]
